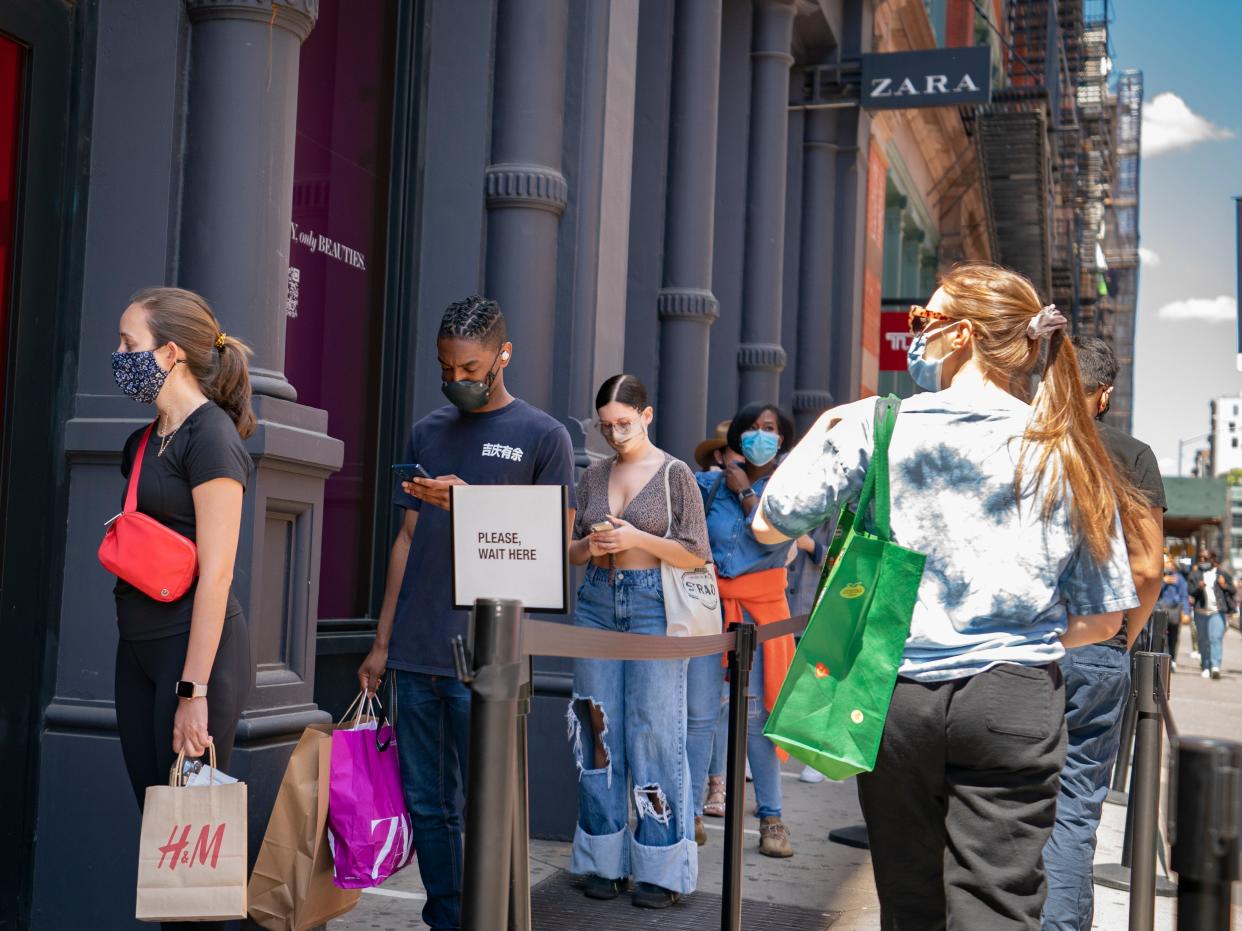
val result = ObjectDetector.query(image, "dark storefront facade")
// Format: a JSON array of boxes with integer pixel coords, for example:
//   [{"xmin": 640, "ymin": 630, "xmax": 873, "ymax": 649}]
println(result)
[{"xmin": 0, "ymin": 1, "xmax": 882, "ymax": 926}]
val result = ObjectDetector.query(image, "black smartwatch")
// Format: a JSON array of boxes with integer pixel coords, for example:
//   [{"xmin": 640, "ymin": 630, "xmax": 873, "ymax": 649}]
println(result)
[{"xmin": 175, "ymin": 680, "xmax": 208, "ymax": 699}]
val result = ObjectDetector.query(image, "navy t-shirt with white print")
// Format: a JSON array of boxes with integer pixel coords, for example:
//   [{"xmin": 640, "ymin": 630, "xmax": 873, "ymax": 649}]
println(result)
[{"xmin": 388, "ymin": 399, "xmax": 576, "ymax": 676}]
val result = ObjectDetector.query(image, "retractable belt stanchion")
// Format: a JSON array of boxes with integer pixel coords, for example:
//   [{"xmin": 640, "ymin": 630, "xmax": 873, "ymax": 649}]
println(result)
[
  {"xmin": 457, "ymin": 599, "xmax": 523, "ymax": 931},
  {"xmin": 1097, "ymin": 652, "xmax": 1176, "ymax": 926},
  {"xmin": 1171, "ymin": 737, "xmax": 1242, "ymax": 931},
  {"xmin": 721, "ymin": 622, "xmax": 757, "ymax": 931},
  {"xmin": 508, "ymin": 657, "xmax": 533, "ymax": 931}
]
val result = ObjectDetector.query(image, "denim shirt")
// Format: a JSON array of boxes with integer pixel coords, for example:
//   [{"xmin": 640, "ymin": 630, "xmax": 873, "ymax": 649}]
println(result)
[
  {"xmin": 696, "ymin": 471, "xmax": 791, "ymax": 579},
  {"xmin": 1157, "ymin": 574, "xmax": 1190, "ymax": 616}
]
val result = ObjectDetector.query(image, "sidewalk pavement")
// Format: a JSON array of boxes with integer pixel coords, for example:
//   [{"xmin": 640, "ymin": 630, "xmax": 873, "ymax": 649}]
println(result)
[{"xmin": 333, "ymin": 624, "xmax": 1242, "ymax": 930}]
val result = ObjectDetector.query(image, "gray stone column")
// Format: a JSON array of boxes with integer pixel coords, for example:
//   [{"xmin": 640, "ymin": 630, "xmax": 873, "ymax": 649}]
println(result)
[
  {"xmin": 738, "ymin": 0, "xmax": 796, "ymax": 405},
  {"xmin": 827, "ymin": 0, "xmax": 874, "ymax": 406},
  {"xmin": 180, "ymin": 0, "xmax": 318, "ymax": 401},
  {"xmin": 485, "ymin": 0, "xmax": 571, "ymax": 414},
  {"xmin": 179, "ymin": 0, "xmax": 341, "ymax": 865},
  {"xmin": 793, "ymin": 108, "xmax": 838, "ymax": 436},
  {"xmin": 656, "ymin": 0, "xmax": 722, "ymax": 462}
]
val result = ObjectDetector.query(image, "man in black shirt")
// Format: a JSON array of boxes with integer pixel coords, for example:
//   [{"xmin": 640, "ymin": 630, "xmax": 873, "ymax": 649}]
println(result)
[{"xmin": 1042, "ymin": 338, "xmax": 1165, "ymax": 931}]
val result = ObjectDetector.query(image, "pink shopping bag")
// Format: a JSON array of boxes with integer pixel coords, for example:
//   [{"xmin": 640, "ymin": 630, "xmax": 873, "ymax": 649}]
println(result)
[{"xmin": 326, "ymin": 694, "xmax": 414, "ymax": 889}]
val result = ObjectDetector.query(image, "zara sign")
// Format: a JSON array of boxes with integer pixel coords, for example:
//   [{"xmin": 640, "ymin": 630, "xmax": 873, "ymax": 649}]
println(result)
[{"xmin": 861, "ymin": 47, "xmax": 992, "ymax": 110}]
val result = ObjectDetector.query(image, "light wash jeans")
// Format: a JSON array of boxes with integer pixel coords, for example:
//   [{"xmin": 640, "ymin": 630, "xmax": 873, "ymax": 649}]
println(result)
[
  {"xmin": 1194, "ymin": 611, "xmax": 1226, "ymax": 671},
  {"xmin": 568, "ymin": 565, "xmax": 697, "ymax": 894},
  {"xmin": 686, "ymin": 618, "xmax": 783, "ymax": 821},
  {"xmin": 686, "ymin": 653, "xmax": 727, "ymax": 817},
  {"xmin": 1042, "ymin": 644, "xmax": 1130, "ymax": 931},
  {"xmin": 746, "ymin": 637, "xmax": 783, "ymax": 819}
]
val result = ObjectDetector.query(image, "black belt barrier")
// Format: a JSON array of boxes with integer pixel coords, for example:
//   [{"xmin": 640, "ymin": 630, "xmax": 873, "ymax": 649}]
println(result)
[
  {"xmin": 455, "ymin": 601, "xmax": 1236, "ymax": 931},
  {"xmin": 454, "ymin": 598, "xmax": 809, "ymax": 931}
]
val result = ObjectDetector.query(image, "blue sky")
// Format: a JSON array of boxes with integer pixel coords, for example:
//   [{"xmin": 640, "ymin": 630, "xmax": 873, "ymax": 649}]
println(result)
[{"xmin": 1110, "ymin": 0, "xmax": 1241, "ymax": 474}]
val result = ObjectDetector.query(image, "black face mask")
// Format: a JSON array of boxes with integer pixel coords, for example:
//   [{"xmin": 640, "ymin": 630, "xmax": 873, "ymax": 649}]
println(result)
[{"xmin": 441, "ymin": 350, "xmax": 503, "ymax": 412}]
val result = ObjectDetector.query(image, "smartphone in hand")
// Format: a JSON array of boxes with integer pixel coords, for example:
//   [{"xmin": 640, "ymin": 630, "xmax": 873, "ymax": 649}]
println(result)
[
  {"xmin": 589, "ymin": 520, "xmax": 615, "ymax": 534},
  {"xmin": 392, "ymin": 463, "xmax": 433, "ymax": 484}
]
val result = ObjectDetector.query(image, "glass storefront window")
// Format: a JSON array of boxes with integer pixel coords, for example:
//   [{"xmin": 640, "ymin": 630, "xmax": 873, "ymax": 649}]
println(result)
[
  {"xmin": 0, "ymin": 35, "xmax": 23, "ymax": 422},
  {"xmin": 286, "ymin": 0, "xmax": 397, "ymax": 619}
]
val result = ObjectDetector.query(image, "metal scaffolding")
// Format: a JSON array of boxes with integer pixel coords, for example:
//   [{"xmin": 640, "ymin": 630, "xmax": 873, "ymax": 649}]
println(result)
[{"xmin": 965, "ymin": 0, "xmax": 1141, "ymax": 431}]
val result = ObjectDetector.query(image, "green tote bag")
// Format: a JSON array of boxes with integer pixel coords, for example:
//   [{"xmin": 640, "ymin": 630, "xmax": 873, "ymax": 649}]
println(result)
[{"xmin": 763, "ymin": 395, "xmax": 926, "ymax": 780}]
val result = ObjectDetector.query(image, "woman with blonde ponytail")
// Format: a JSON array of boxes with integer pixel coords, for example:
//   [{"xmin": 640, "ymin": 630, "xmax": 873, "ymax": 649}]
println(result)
[
  {"xmin": 109, "ymin": 287, "xmax": 255, "ymax": 931},
  {"xmin": 752, "ymin": 262, "xmax": 1141, "ymax": 929}
]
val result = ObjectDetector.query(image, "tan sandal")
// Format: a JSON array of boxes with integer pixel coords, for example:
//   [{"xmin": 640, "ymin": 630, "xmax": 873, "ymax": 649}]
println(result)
[{"xmin": 704, "ymin": 774, "xmax": 726, "ymax": 817}]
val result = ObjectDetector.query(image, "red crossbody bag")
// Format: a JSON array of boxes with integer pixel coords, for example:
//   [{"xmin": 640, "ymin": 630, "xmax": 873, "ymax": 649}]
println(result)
[{"xmin": 97, "ymin": 424, "xmax": 199, "ymax": 603}]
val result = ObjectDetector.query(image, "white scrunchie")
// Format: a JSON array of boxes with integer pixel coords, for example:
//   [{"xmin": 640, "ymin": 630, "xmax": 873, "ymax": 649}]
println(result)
[{"xmin": 1027, "ymin": 304, "xmax": 1068, "ymax": 340}]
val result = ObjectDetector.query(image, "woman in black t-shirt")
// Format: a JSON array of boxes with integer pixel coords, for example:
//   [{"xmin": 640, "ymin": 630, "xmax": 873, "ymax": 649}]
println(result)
[{"xmin": 109, "ymin": 288, "xmax": 255, "ymax": 927}]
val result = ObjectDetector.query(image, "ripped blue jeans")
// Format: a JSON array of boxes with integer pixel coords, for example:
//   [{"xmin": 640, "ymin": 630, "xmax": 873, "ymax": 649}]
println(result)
[{"xmin": 568, "ymin": 565, "xmax": 697, "ymax": 894}]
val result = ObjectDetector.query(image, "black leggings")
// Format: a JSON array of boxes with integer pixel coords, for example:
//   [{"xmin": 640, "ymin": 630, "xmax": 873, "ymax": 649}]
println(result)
[{"xmin": 115, "ymin": 614, "xmax": 252, "ymax": 931}]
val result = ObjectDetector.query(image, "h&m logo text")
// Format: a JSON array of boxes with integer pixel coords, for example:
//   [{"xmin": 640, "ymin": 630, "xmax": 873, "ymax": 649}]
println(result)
[{"xmin": 157, "ymin": 823, "xmax": 227, "ymax": 871}]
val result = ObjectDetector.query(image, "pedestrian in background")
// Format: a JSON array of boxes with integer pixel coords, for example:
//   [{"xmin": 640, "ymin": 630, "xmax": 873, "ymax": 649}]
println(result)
[
  {"xmin": 357, "ymin": 296, "xmax": 576, "ymax": 931},
  {"xmin": 1187, "ymin": 549, "xmax": 1231, "ymax": 679},
  {"xmin": 1157, "ymin": 553, "xmax": 1191, "ymax": 669},
  {"xmin": 689, "ymin": 403, "xmax": 798, "ymax": 859},
  {"xmin": 1041, "ymin": 337, "xmax": 1164, "ymax": 931},
  {"xmin": 109, "ymin": 288, "xmax": 256, "ymax": 931},
  {"xmin": 566, "ymin": 374, "xmax": 710, "ymax": 909},
  {"xmin": 753, "ymin": 263, "xmax": 1144, "ymax": 929}
]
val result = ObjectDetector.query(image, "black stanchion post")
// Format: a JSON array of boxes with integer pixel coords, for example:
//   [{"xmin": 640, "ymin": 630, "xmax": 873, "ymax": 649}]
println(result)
[
  {"xmin": 1171, "ymin": 737, "xmax": 1242, "ymax": 931},
  {"xmin": 459, "ymin": 598, "xmax": 523, "ymax": 931},
  {"xmin": 508, "ymin": 658, "xmax": 532, "ymax": 931},
  {"xmin": 721, "ymin": 623, "xmax": 757, "ymax": 931},
  {"xmin": 1128, "ymin": 651, "xmax": 1168, "ymax": 931}
]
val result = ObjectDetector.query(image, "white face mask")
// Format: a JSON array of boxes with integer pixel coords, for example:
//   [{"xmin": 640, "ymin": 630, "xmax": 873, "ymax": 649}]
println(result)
[{"xmin": 906, "ymin": 322, "xmax": 956, "ymax": 392}]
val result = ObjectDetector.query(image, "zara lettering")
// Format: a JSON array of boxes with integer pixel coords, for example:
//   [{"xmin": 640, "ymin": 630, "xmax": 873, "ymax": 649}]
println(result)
[
  {"xmin": 869, "ymin": 73, "xmax": 980, "ymax": 98},
  {"xmin": 157, "ymin": 823, "xmax": 227, "ymax": 871}
]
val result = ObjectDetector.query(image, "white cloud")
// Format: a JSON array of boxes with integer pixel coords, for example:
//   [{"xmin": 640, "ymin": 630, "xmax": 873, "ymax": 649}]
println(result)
[
  {"xmin": 1138, "ymin": 247, "xmax": 1160, "ymax": 267},
  {"xmin": 1156, "ymin": 295, "xmax": 1237, "ymax": 323},
  {"xmin": 1142, "ymin": 92, "xmax": 1234, "ymax": 156}
]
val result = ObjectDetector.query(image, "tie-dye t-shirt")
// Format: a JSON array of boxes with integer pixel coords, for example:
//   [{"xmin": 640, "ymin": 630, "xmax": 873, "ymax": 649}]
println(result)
[{"xmin": 760, "ymin": 382, "xmax": 1138, "ymax": 682}]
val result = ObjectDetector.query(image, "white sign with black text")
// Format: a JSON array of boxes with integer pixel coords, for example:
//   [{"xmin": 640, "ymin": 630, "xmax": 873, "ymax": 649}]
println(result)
[{"xmin": 450, "ymin": 485, "xmax": 568, "ymax": 612}]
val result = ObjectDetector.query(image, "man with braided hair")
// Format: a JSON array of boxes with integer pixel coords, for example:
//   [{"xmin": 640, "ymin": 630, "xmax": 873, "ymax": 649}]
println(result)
[{"xmin": 358, "ymin": 295, "xmax": 576, "ymax": 930}]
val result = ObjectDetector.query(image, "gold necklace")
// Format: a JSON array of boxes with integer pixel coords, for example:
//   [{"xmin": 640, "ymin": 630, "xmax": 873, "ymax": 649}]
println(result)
[
  {"xmin": 157, "ymin": 422, "xmax": 180, "ymax": 457},
  {"xmin": 156, "ymin": 401, "xmax": 205, "ymax": 457}
]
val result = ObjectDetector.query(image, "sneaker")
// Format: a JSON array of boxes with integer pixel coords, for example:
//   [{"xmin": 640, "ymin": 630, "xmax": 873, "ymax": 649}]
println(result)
[
  {"xmin": 1171, "ymin": 661, "xmax": 1178, "ymax": 673},
  {"xmin": 758, "ymin": 816, "xmax": 794, "ymax": 858},
  {"xmin": 1211, "ymin": 668, "xmax": 1222, "ymax": 679},
  {"xmin": 632, "ymin": 882, "xmax": 680, "ymax": 909},
  {"xmin": 584, "ymin": 874, "xmax": 626, "ymax": 900},
  {"xmin": 1202, "ymin": 669, "xmax": 1212, "ymax": 679},
  {"xmin": 1191, "ymin": 650, "xmax": 1201, "ymax": 660},
  {"xmin": 694, "ymin": 815, "xmax": 707, "ymax": 846},
  {"xmin": 799, "ymin": 764, "xmax": 826, "ymax": 784}
]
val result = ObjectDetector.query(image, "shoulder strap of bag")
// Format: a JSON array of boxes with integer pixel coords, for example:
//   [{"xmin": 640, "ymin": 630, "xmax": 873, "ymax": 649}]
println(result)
[
  {"xmin": 853, "ymin": 395, "xmax": 900, "ymax": 541},
  {"xmin": 703, "ymin": 472, "xmax": 726, "ymax": 515},
  {"xmin": 125, "ymin": 424, "xmax": 156, "ymax": 514},
  {"xmin": 662, "ymin": 458, "xmax": 676, "ymax": 540}
]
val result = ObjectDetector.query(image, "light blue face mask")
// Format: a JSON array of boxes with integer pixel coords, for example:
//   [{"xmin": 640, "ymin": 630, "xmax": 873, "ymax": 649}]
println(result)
[
  {"xmin": 906, "ymin": 323, "xmax": 954, "ymax": 392},
  {"xmin": 740, "ymin": 429, "xmax": 781, "ymax": 467}
]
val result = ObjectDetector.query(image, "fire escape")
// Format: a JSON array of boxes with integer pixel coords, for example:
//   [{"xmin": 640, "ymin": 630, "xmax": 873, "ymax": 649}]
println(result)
[
  {"xmin": 1098, "ymin": 69, "xmax": 1143, "ymax": 432},
  {"xmin": 963, "ymin": 0, "xmax": 1096, "ymax": 318}
]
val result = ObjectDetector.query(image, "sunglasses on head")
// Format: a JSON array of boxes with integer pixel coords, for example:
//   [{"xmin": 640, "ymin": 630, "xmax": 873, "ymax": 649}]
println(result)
[{"xmin": 908, "ymin": 304, "xmax": 952, "ymax": 336}]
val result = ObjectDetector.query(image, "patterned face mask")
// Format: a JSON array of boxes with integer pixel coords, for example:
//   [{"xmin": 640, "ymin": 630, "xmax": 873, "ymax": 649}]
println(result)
[{"xmin": 112, "ymin": 350, "xmax": 168, "ymax": 404}]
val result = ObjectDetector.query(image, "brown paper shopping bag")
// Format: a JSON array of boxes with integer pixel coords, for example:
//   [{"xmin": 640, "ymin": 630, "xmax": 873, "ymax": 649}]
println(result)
[
  {"xmin": 248, "ymin": 723, "xmax": 361, "ymax": 930},
  {"xmin": 135, "ymin": 746, "xmax": 248, "ymax": 922}
]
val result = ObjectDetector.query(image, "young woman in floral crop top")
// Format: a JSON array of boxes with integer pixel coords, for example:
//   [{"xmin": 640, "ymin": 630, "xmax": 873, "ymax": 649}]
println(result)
[{"xmin": 565, "ymin": 374, "xmax": 710, "ymax": 910}]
